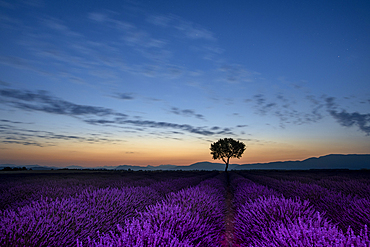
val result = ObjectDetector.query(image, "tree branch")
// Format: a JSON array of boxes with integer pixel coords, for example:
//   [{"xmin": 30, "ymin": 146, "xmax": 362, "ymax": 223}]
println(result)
[{"xmin": 221, "ymin": 157, "xmax": 227, "ymax": 164}]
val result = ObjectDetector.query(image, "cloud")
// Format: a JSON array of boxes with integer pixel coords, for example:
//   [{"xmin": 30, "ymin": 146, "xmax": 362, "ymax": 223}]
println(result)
[
  {"xmin": 113, "ymin": 93, "xmax": 135, "ymax": 100},
  {"xmin": 14, "ymin": 9, "xmax": 218, "ymax": 87},
  {"xmin": 0, "ymin": 119, "xmax": 28, "ymax": 124},
  {"xmin": 253, "ymin": 94, "xmax": 275, "ymax": 115},
  {"xmin": 329, "ymin": 110, "xmax": 370, "ymax": 135},
  {"xmin": 147, "ymin": 14, "xmax": 222, "ymax": 63},
  {"xmin": 325, "ymin": 96, "xmax": 336, "ymax": 109},
  {"xmin": 109, "ymin": 22, "xmax": 165, "ymax": 50},
  {"xmin": 199, "ymin": 45, "xmax": 224, "ymax": 61},
  {"xmin": 0, "ymin": 88, "xmax": 124, "ymax": 117},
  {"xmin": 42, "ymin": 18, "xmax": 82, "ymax": 37},
  {"xmin": 1, "ymin": 88, "xmax": 237, "ymax": 137},
  {"xmin": 88, "ymin": 12, "xmax": 171, "ymax": 63},
  {"xmin": 325, "ymin": 97, "xmax": 370, "ymax": 135},
  {"xmin": 247, "ymin": 93, "xmax": 324, "ymax": 127},
  {"xmin": 0, "ymin": 56, "xmax": 51, "ymax": 76},
  {"xmin": 146, "ymin": 15, "xmax": 171, "ymax": 27},
  {"xmin": 88, "ymin": 12, "xmax": 109, "ymax": 22},
  {"xmin": 170, "ymin": 107, "xmax": 205, "ymax": 120},
  {"xmin": 218, "ymin": 64, "xmax": 260, "ymax": 84},
  {"xmin": 0, "ymin": 122, "xmax": 124, "ymax": 147},
  {"xmin": 246, "ymin": 93, "xmax": 370, "ymax": 135},
  {"xmin": 1, "ymin": 140, "xmax": 44, "ymax": 147},
  {"xmin": 0, "ymin": 80, "xmax": 10, "ymax": 87},
  {"xmin": 31, "ymin": 48, "xmax": 97, "ymax": 70},
  {"xmin": 147, "ymin": 14, "xmax": 215, "ymax": 41},
  {"xmin": 86, "ymin": 118, "xmax": 234, "ymax": 136},
  {"xmin": 175, "ymin": 20, "xmax": 215, "ymax": 41},
  {"xmin": 15, "ymin": 12, "xmax": 169, "ymax": 83}
]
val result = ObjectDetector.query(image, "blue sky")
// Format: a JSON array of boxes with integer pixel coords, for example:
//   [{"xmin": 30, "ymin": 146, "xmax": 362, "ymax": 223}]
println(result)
[{"xmin": 0, "ymin": 0, "xmax": 369, "ymax": 167}]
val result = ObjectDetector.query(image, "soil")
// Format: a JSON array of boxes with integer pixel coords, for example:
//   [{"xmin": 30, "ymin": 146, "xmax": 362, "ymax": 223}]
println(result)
[{"xmin": 221, "ymin": 174, "xmax": 239, "ymax": 247}]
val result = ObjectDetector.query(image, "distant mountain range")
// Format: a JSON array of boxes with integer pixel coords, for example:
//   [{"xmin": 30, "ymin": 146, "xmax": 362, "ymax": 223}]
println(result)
[{"xmin": 1, "ymin": 154, "xmax": 370, "ymax": 171}]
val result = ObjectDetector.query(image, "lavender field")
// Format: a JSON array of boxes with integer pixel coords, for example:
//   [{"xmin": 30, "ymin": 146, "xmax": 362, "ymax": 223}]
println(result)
[{"xmin": 1, "ymin": 169, "xmax": 370, "ymax": 246}]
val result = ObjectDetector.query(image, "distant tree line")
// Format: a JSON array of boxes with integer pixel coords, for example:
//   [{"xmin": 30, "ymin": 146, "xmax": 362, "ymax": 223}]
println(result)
[{"xmin": 1, "ymin": 167, "xmax": 31, "ymax": 171}]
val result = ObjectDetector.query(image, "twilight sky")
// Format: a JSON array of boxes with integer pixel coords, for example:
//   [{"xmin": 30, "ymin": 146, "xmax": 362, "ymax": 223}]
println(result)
[{"xmin": 1, "ymin": 0, "xmax": 369, "ymax": 167}]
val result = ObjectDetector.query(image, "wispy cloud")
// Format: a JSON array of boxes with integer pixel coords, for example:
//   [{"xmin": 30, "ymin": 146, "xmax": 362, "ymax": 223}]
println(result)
[
  {"xmin": 42, "ymin": 17, "xmax": 82, "ymax": 37},
  {"xmin": 0, "ymin": 80, "xmax": 10, "ymax": 86},
  {"xmin": 246, "ymin": 93, "xmax": 324, "ymax": 127},
  {"xmin": 146, "ymin": 15, "xmax": 171, "ymax": 27},
  {"xmin": 325, "ymin": 97, "xmax": 370, "ymax": 135},
  {"xmin": 170, "ymin": 107, "xmax": 205, "ymax": 120},
  {"xmin": 146, "ymin": 14, "xmax": 222, "ymax": 65},
  {"xmin": 147, "ymin": 14, "xmax": 216, "ymax": 41},
  {"xmin": 329, "ymin": 110, "xmax": 370, "ymax": 135},
  {"xmin": 0, "ymin": 88, "xmax": 237, "ymax": 138},
  {"xmin": 0, "ymin": 88, "xmax": 123, "ymax": 117},
  {"xmin": 88, "ymin": 12, "xmax": 109, "ymax": 22},
  {"xmin": 0, "ymin": 119, "xmax": 29, "ymax": 124},
  {"xmin": 8, "ymin": 7, "xmax": 223, "ymax": 92},
  {"xmin": 218, "ymin": 64, "xmax": 260, "ymax": 84},
  {"xmin": 199, "ymin": 44, "xmax": 224, "ymax": 61},
  {"xmin": 85, "ymin": 119, "xmax": 233, "ymax": 136},
  {"xmin": 0, "ymin": 122, "xmax": 124, "ymax": 147},
  {"xmin": 244, "ymin": 92, "xmax": 370, "ymax": 135},
  {"xmin": 175, "ymin": 19, "xmax": 215, "ymax": 41},
  {"xmin": 0, "ymin": 56, "xmax": 51, "ymax": 76},
  {"xmin": 88, "ymin": 11, "xmax": 171, "ymax": 64},
  {"xmin": 113, "ymin": 93, "xmax": 135, "ymax": 100}
]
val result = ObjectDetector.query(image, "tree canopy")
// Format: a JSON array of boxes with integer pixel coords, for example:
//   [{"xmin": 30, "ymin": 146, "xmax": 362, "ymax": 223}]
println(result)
[{"xmin": 210, "ymin": 138, "xmax": 246, "ymax": 172}]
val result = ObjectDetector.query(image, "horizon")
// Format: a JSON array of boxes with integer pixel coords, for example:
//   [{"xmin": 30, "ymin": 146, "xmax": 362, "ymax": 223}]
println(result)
[
  {"xmin": 2, "ymin": 153, "xmax": 369, "ymax": 169},
  {"xmin": 1, "ymin": 0, "xmax": 370, "ymax": 167}
]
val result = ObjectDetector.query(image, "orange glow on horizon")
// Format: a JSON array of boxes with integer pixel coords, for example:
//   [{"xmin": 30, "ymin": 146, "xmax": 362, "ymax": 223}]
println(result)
[{"xmin": 1, "ymin": 136, "xmax": 369, "ymax": 167}]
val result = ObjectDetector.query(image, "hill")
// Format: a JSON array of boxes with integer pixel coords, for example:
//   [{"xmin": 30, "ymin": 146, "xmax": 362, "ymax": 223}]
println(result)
[
  {"xmin": 1, "ymin": 154, "xmax": 369, "ymax": 171},
  {"xmin": 235, "ymin": 154, "xmax": 370, "ymax": 170}
]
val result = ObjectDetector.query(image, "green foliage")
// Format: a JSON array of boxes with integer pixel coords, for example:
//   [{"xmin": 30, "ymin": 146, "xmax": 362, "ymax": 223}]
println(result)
[{"xmin": 210, "ymin": 138, "xmax": 246, "ymax": 171}]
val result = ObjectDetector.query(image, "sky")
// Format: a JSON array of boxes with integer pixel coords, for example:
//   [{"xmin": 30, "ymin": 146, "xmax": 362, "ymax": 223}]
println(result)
[{"xmin": 0, "ymin": 0, "xmax": 370, "ymax": 167}]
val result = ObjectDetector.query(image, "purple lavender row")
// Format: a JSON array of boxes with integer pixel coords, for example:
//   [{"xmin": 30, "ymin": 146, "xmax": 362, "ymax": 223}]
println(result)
[
  {"xmin": 240, "ymin": 172, "xmax": 370, "ymax": 235},
  {"xmin": 0, "ymin": 175, "xmax": 210, "ymax": 247},
  {"xmin": 247, "ymin": 171, "xmax": 370, "ymax": 199},
  {"xmin": 249, "ymin": 170, "xmax": 370, "ymax": 184},
  {"xmin": 229, "ymin": 172, "xmax": 281, "ymax": 206},
  {"xmin": 316, "ymin": 178, "xmax": 370, "ymax": 199},
  {"xmin": 231, "ymin": 173, "xmax": 370, "ymax": 246},
  {"xmin": 78, "ymin": 174, "xmax": 227, "ymax": 247},
  {"xmin": 0, "ymin": 171, "xmax": 216, "ymax": 210}
]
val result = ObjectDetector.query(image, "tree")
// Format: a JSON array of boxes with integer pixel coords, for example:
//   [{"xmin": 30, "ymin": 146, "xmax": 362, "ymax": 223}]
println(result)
[{"xmin": 210, "ymin": 138, "xmax": 246, "ymax": 172}]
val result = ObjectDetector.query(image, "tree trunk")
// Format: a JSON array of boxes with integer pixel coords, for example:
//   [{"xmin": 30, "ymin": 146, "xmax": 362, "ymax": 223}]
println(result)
[{"xmin": 225, "ymin": 157, "xmax": 230, "ymax": 172}]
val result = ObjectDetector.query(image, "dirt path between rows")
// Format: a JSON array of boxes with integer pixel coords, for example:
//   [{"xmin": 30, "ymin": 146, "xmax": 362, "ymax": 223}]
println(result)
[{"xmin": 221, "ymin": 174, "xmax": 237, "ymax": 247}]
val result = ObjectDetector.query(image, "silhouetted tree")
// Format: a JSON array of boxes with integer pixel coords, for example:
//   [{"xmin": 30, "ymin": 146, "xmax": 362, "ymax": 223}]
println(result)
[{"xmin": 210, "ymin": 138, "xmax": 246, "ymax": 172}]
